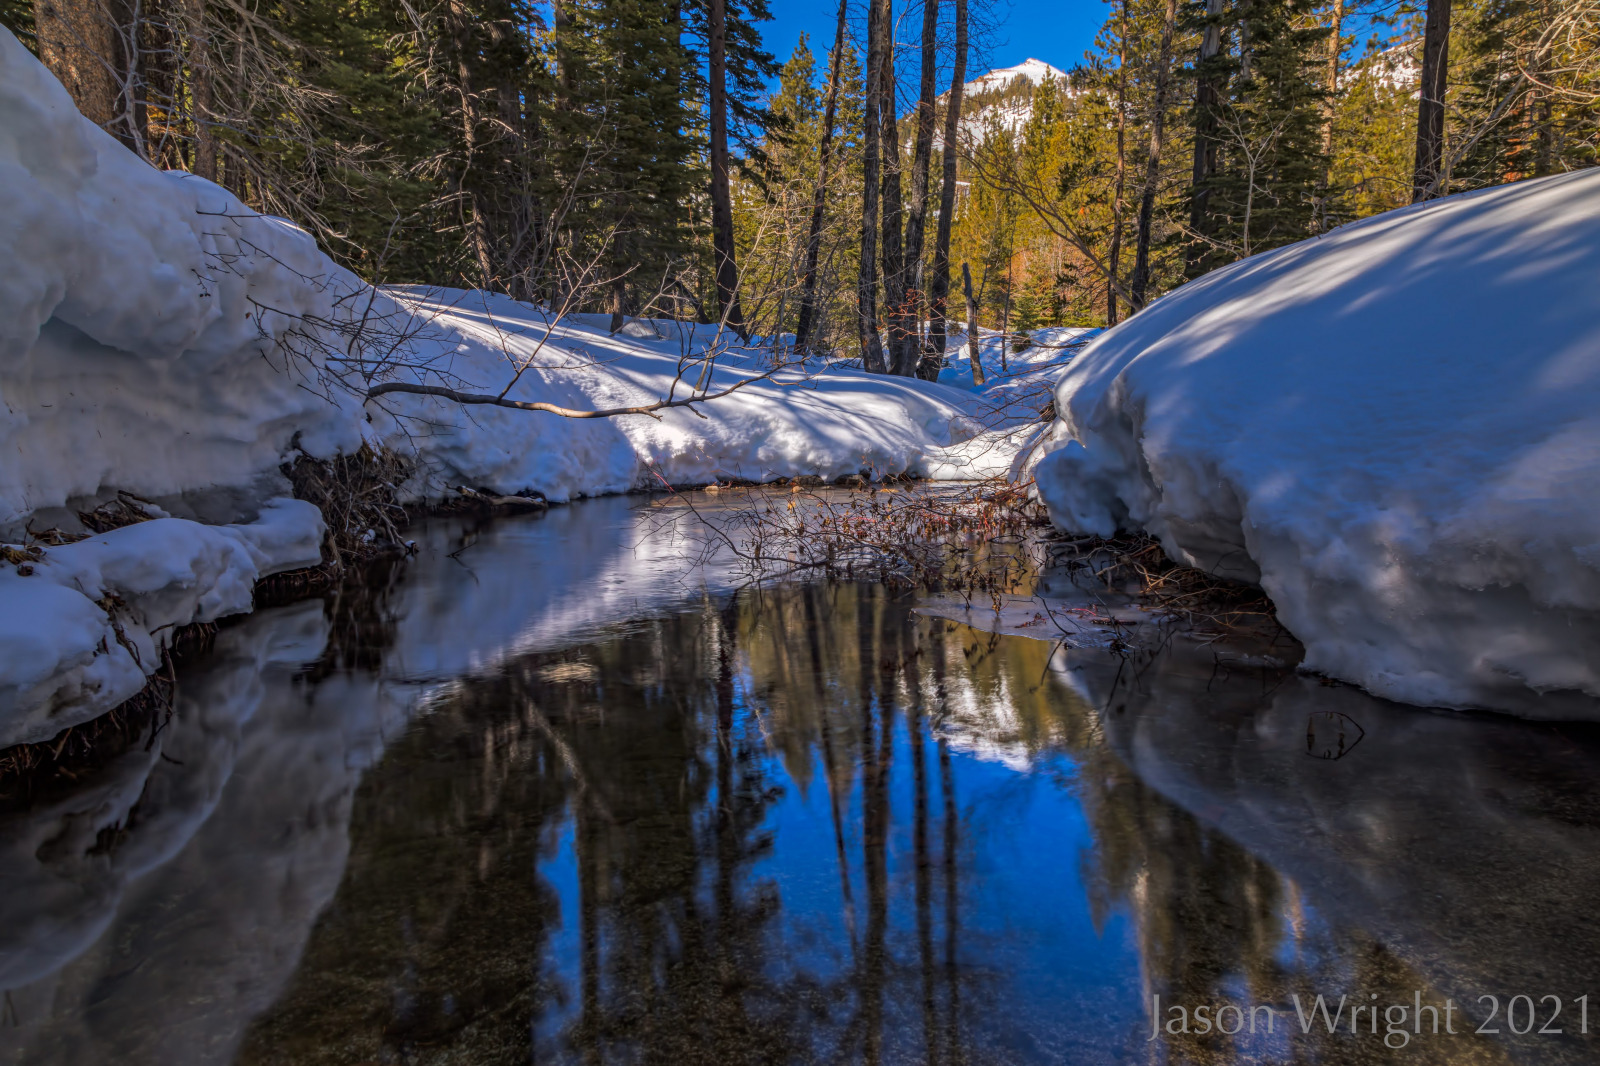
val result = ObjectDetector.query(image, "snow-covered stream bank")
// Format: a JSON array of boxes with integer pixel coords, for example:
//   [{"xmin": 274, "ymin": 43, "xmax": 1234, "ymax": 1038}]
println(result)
[
  {"xmin": 9, "ymin": 1, "xmax": 1600, "ymax": 740},
  {"xmin": 1031, "ymin": 168, "xmax": 1600, "ymax": 717},
  {"xmin": 0, "ymin": 26, "xmax": 1001, "ymax": 741}
]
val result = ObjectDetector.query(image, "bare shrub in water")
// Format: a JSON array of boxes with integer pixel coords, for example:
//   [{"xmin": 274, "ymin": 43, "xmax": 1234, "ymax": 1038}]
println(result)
[
  {"xmin": 1050, "ymin": 532, "xmax": 1279, "ymax": 638},
  {"xmin": 680, "ymin": 479, "xmax": 1054, "ymax": 605},
  {"xmin": 281, "ymin": 443, "xmax": 412, "ymax": 567}
]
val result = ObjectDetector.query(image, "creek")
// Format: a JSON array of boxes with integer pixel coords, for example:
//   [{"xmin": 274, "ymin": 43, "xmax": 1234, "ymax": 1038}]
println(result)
[{"xmin": 2, "ymin": 496, "xmax": 1598, "ymax": 1065}]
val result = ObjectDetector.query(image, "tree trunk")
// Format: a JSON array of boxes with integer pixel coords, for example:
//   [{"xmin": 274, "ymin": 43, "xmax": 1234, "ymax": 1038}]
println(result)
[
  {"xmin": 448, "ymin": 0, "xmax": 494, "ymax": 287},
  {"xmin": 553, "ymin": 0, "xmax": 575, "ymax": 105},
  {"xmin": 858, "ymin": 0, "xmax": 888, "ymax": 372},
  {"xmin": 926, "ymin": 0, "xmax": 968, "ymax": 375},
  {"xmin": 180, "ymin": 0, "xmax": 217, "ymax": 182},
  {"xmin": 608, "ymin": 276, "xmax": 628, "ymax": 334},
  {"xmin": 999, "ymin": 246, "xmax": 1012, "ymax": 374},
  {"xmin": 877, "ymin": 0, "xmax": 914, "ymax": 375},
  {"xmin": 1107, "ymin": 0, "xmax": 1129, "ymax": 325},
  {"xmin": 1130, "ymin": 0, "xmax": 1177, "ymax": 309},
  {"xmin": 1187, "ymin": 0, "xmax": 1224, "ymax": 277},
  {"xmin": 961, "ymin": 261, "xmax": 984, "ymax": 386},
  {"xmin": 1411, "ymin": 0, "xmax": 1451, "ymax": 201},
  {"xmin": 708, "ymin": 0, "xmax": 746, "ymax": 331},
  {"xmin": 794, "ymin": 0, "xmax": 849, "ymax": 353},
  {"xmin": 905, "ymin": 0, "xmax": 941, "ymax": 378},
  {"xmin": 33, "ymin": 0, "xmax": 120, "ymax": 129},
  {"xmin": 1315, "ymin": 0, "xmax": 1345, "ymax": 229}
]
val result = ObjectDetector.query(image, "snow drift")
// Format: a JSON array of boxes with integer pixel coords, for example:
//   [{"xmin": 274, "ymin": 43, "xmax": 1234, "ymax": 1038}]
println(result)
[
  {"xmin": 0, "ymin": 25, "xmax": 985, "ymax": 740},
  {"xmin": 1033, "ymin": 169, "xmax": 1600, "ymax": 715},
  {"xmin": 0, "ymin": 500, "xmax": 322, "ymax": 747}
]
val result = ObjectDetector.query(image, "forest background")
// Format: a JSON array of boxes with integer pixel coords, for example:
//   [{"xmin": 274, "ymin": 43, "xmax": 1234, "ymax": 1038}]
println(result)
[{"xmin": 4, "ymin": 0, "xmax": 1596, "ymax": 372}]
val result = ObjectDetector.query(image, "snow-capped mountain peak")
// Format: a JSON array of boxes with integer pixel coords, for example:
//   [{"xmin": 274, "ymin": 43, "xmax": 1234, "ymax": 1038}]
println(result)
[
  {"xmin": 962, "ymin": 58, "xmax": 1068, "ymax": 98},
  {"xmin": 930, "ymin": 58, "xmax": 1072, "ymax": 149}
]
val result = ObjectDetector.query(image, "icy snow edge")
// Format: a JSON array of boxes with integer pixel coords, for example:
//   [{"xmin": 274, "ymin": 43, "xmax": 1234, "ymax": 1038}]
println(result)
[
  {"xmin": 0, "ymin": 501, "xmax": 323, "ymax": 747},
  {"xmin": 1034, "ymin": 168, "xmax": 1600, "ymax": 717}
]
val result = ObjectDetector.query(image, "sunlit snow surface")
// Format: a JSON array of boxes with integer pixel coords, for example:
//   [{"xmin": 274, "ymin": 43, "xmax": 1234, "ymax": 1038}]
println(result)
[
  {"xmin": 1035, "ymin": 168, "xmax": 1600, "ymax": 715},
  {"xmin": 0, "ymin": 26, "xmax": 1022, "ymax": 738}
]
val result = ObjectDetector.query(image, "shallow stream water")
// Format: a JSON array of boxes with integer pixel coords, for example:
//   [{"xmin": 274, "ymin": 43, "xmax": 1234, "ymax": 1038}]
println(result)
[{"xmin": 3, "ymin": 497, "xmax": 1600, "ymax": 1065}]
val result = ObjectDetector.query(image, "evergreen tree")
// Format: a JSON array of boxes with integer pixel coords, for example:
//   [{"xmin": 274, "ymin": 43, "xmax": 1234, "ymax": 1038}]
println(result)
[
  {"xmin": 1453, "ymin": 0, "xmax": 1600, "ymax": 190},
  {"xmin": 682, "ymin": 0, "xmax": 778, "ymax": 330},
  {"xmin": 926, "ymin": 0, "xmax": 968, "ymax": 366},
  {"xmin": 553, "ymin": 0, "xmax": 698, "ymax": 316},
  {"xmin": 1187, "ymin": 0, "xmax": 1329, "ymax": 269}
]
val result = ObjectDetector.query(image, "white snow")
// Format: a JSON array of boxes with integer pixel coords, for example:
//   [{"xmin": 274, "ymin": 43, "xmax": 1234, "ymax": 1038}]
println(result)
[
  {"xmin": 926, "ymin": 326, "xmax": 1096, "ymax": 480},
  {"xmin": 1033, "ymin": 169, "xmax": 1600, "ymax": 716},
  {"xmin": 934, "ymin": 59, "xmax": 1073, "ymax": 149},
  {"xmin": 0, "ymin": 499, "xmax": 323, "ymax": 747},
  {"xmin": 0, "ymin": 26, "xmax": 1005, "ymax": 740},
  {"xmin": 962, "ymin": 58, "xmax": 1069, "ymax": 98},
  {"xmin": 367, "ymin": 291, "xmax": 985, "ymax": 499}
]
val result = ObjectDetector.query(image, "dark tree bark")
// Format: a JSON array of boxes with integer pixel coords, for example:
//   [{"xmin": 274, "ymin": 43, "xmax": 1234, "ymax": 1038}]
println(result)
[
  {"xmin": 1130, "ymin": 0, "xmax": 1177, "ymax": 309},
  {"xmin": 177, "ymin": 0, "xmax": 218, "ymax": 181},
  {"xmin": 1107, "ymin": 0, "xmax": 1129, "ymax": 326},
  {"xmin": 961, "ymin": 260, "xmax": 983, "ymax": 386},
  {"xmin": 1187, "ymin": 0, "xmax": 1224, "ymax": 277},
  {"xmin": 34, "ymin": 0, "xmax": 151, "ymax": 154},
  {"xmin": 708, "ymin": 0, "xmax": 746, "ymax": 330},
  {"xmin": 794, "ymin": 0, "xmax": 849, "ymax": 353},
  {"xmin": 877, "ymin": 0, "xmax": 915, "ymax": 375},
  {"xmin": 1411, "ymin": 0, "xmax": 1451, "ymax": 201},
  {"xmin": 858, "ymin": 0, "xmax": 888, "ymax": 371},
  {"xmin": 1315, "ymin": 0, "xmax": 1345, "ymax": 228},
  {"xmin": 447, "ymin": 0, "xmax": 495, "ymax": 287},
  {"xmin": 905, "ymin": 0, "xmax": 940, "ymax": 378},
  {"xmin": 926, "ymin": 0, "xmax": 967, "ymax": 375}
]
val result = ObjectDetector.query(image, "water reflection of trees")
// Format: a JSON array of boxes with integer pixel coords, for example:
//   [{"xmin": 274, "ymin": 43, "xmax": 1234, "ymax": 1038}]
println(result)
[{"xmin": 238, "ymin": 582, "xmax": 1503, "ymax": 1065}]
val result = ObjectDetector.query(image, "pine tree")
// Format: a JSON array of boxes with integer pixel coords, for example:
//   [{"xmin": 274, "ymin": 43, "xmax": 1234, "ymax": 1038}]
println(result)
[
  {"xmin": 1187, "ymin": 0, "xmax": 1329, "ymax": 269},
  {"xmin": 1452, "ymin": 0, "xmax": 1600, "ymax": 191},
  {"xmin": 904, "ymin": 0, "xmax": 941, "ymax": 377},
  {"xmin": 794, "ymin": 0, "xmax": 849, "ymax": 352},
  {"xmin": 926, "ymin": 0, "xmax": 968, "ymax": 369},
  {"xmin": 858, "ymin": 0, "xmax": 887, "ymax": 371},
  {"xmin": 554, "ymin": 0, "xmax": 699, "ymax": 318},
  {"xmin": 682, "ymin": 0, "xmax": 778, "ymax": 331}
]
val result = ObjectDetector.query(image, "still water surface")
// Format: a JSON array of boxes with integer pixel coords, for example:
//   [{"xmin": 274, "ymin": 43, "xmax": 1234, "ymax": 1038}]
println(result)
[{"xmin": 3, "ymin": 498, "xmax": 1600, "ymax": 1065}]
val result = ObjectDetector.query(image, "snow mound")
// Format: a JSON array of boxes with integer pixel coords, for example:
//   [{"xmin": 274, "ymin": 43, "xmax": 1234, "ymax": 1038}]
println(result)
[
  {"xmin": 368, "ymin": 290, "xmax": 984, "ymax": 500},
  {"xmin": 925, "ymin": 326, "xmax": 1096, "ymax": 480},
  {"xmin": 1034, "ymin": 169, "xmax": 1600, "ymax": 715},
  {"xmin": 0, "ymin": 30, "xmax": 368, "ymax": 531},
  {"xmin": 0, "ymin": 500, "xmax": 323, "ymax": 746},
  {"xmin": 0, "ymin": 26, "xmax": 994, "ymax": 739},
  {"xmin": 963, "ymin": 58, "xmax": 1069, "ymax": 97}
]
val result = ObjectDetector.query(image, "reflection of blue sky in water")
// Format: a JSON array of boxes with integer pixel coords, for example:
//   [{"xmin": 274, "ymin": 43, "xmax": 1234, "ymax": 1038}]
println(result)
[{"xmin": 523, "ymin": 614, "xmax": 1148, "ymax": 1064}]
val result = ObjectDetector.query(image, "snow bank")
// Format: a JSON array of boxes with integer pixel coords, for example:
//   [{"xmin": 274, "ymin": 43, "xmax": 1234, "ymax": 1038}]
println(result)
[
  {"xmin": 369, "ymin": 293, "xmax": 983, "ymax": 500},
  {"xmin": 0, "ymin": 25, "xmax": 1004, "ymax": 737},
  {"xmin": 1033, "ymin": 169, "xmax": 1600, "ymax": 715},
  {"xmin": 0, "ymin": 500, "xmax": 322, "ymax": 746},
  {"xmin": 0, "ymin": 23, "xmax": 983, "ymax": 519},
  {"xmin": 0, "ymin": 31, "xmax": 368, "ymax": 531},
  {"xmin": 925, "ymin": 325, "xmax": 1096, "ymax": 480}
]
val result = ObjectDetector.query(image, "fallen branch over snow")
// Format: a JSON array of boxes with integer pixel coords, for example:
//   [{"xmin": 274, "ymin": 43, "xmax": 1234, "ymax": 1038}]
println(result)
[{"xmin": 364, "ymin": 359, "xmax": 796, "ymax": 421}]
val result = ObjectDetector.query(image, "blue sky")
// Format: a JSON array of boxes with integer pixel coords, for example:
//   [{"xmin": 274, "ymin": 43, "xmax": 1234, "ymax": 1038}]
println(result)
[{"xmin": 759, "ymin": 0, "xmax": 1109, "ymax": 87}]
